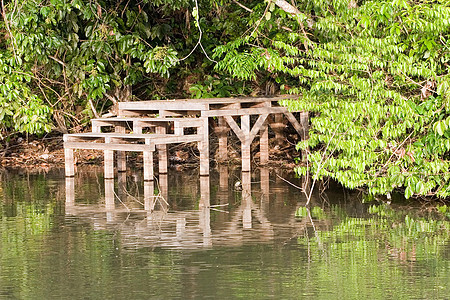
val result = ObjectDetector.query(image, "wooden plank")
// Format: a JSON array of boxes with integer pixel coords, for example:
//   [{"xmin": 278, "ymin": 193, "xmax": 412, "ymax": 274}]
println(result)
[
  {"xmin": 201, "ymin": 106, "xmax": 287, "ymax": 117},
  {"xmin": 224, "ymin": 116, "xmax": 245, "ymax": 143},
  {"xmin": 65, "ymin": 134, "xmax": 202, "ymax": 147},
  {"xmin": 120, "ymin": 95, "xmax": 296, "ymax": 106},
  {"xmin": 64, "ymin": 142, "xmax": 155, "ymax": 152},
  {"xmin": 119, "ymin": 101, "xmax": 209, "ymax": 111},
  {"xmin": 66, "ymin": 132, "xmax": 201, "ymax": 140}
]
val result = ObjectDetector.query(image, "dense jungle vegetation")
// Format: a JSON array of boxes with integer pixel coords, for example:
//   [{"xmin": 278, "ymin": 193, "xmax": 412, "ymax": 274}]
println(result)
[{"xmin": 1, "ymin": 0, "xmax": 450, "ymax": 200}]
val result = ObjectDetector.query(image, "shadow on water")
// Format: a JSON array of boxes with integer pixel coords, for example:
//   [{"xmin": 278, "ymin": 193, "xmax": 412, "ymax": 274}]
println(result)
[{"xmin": 0, "ymin": 166, "xmax": 449, "ymax": 299}]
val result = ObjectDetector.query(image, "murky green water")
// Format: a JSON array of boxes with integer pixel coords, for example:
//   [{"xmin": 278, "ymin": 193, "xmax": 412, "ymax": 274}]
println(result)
[{"xmin": 0, "ymin": 167, "xmax": 448, "ymax": 299}]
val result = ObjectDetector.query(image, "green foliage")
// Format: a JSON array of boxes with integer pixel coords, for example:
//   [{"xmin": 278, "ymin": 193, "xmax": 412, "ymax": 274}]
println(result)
[
  {"xmin": 213, "ymin": 0, "xmax": 450, "ymax": 199},
  {"xmin": 0, "ymin": 0, "xmax": 195, "ymax": 135},
  {"xmin": 189, "ymin": 75, "xmax": 248, "ymax": 98}
]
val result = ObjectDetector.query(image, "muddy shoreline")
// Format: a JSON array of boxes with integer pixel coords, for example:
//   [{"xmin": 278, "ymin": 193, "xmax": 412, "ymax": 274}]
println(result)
[{"xmin": 0, "ymin": 134, "xmax": 300, "ymax": 172}]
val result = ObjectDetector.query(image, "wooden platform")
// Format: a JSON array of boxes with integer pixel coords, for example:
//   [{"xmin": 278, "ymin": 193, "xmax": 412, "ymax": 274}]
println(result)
[{"xmin": 64, "ymin": 95, "xmax": 308, "ymax": 180}]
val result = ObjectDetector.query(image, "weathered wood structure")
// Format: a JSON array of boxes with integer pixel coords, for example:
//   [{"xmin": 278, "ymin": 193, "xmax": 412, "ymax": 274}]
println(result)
[{"xmin": 64, "ymin": 96, "xmax": 307, "ymax": 179}]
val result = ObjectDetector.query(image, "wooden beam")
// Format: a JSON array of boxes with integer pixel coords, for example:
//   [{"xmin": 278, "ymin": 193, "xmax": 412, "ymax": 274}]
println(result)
[
  {"xmin": 224, "ymin": 116, "xmax": 245, "ymax": 143},
  {"xmin": 119, "ymin": 101, "xmax": 209, "ymax": 111},
  {"xmin": 283, "ymin": 111, "xmax": 304, "ymax": 136},
  {"xmin": 64, "ymin": 142, "xmax": 155, "ymax": 152},
  {"xmin": 201, "ymin": 106, "xmax": 287, "ymax": 117},
  {"xmin": 247, "ymin": 114, "xmax": 269, "ymax": 146}
]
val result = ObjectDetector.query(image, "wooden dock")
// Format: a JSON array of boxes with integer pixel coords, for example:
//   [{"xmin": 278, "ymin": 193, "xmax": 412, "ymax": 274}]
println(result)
[{"xmin": 63, "ymin": 95, "xmax": 308, "ymax": 179}]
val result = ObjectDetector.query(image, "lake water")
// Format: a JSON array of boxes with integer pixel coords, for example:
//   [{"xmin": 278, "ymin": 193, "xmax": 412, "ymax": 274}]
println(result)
[{"xmin": 0, "ymin": 166, "xmax": 448, "ymax": 299}]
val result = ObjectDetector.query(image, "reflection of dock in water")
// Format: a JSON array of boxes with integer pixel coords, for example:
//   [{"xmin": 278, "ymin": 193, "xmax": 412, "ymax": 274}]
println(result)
[{"xmin": 65, "ymin": 168, "xmax": 321, "ymax": 250}]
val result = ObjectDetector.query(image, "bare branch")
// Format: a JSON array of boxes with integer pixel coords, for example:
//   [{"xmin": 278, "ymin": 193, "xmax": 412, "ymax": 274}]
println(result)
[{"xmin": 232, "ymin": 0, "xmax": 253, "ymax": 13}]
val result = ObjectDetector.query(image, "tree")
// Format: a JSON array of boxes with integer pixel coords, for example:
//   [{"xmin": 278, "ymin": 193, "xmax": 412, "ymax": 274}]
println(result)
[{"xmin": 213, "ymin": 0, "xmax": 450, "ymax": 199}]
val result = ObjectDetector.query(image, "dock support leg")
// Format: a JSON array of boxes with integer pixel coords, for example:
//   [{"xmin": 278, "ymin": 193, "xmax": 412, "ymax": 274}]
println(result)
[
  {"xmin": 159, "ymin": 174, "xmax": 169, "ymax": 210},
  {"xmin": 260, "ymin": 167, "xmax": 270, "ymax": 208},
  {"xmin": 218, "ymin": 117, "xmax": 227, "ymax": 162},
  {"xmin": 116, "ymin": 124, "xmax": 127, "ymax": 172},
  {"xmin": 274, "ymin": 113, "xmax": 284, "ymax": 145},
  {"xmin": 242, "ymin": 171, "xmax": 252, "ymax": 229},
  {"xmin": 241, "ymin": 115, "xmax": 251, "ymax": 172},
  {"xmin": 105, "ymin": 179, "xmax": 115, "ymax": 222},
  {"xmin": 117, "ymin": 172, "xmax": 127, "ymax": 201},
  {"xmin": 104, "ymin": 149, "xmax": 114, "ymax": 179},
  {"xmin": 156, "ymin": 125, "xmax": 168, "ymax": 174},
  {"xmin": 64, "ymin": 148, "xmax": 75, "ymax": 177},
  {"xmin": 260, "ymin": 121, "xmax": 269, "ymax": 165},
  {"xmin": 143, "ymin": 139, "xmax": 154, "ymax": 181},
  {"xmin": 199, "ymin": 117, "xmax": 210, "ymax": 176},
  {"xmin": 199, "ymin": 175, "xmax": 211, "ymax": 246},
  {"xmin": 144, "ymin": 181, "xmax": 155, "ymax": 211},
  {"xmin": 65, "ymin": 177, "xmax": 75, "ymax": 207}
]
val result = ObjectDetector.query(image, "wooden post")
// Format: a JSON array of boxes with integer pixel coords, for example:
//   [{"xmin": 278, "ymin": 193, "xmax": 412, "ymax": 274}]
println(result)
[
  {"xmin": 133, "ymin": 121, "xmax": 143, "ymax": 134},
  {"xmin": 159, "ymin": 173, "xmax": 169, "ymax": 207},
  {"xmin": 219, "ymin": 164, "xmax": 228, "ymax": 190},
  {"xmin": 92, "ymin": 123, "xmax": 101, "ymax": 133},
  {"xmin": 156, "ymin": 125, "xmax": 168, "ymax": 174},
  {"xmin": 116, "ymin": 124, "xmax": 127, "ymax": 172},
  {"xmin": 260, "ymin": 167, "xmax": 270, "ymax": 199},
  {"xmin": 65, "ymin": 177, "xmax": 75, "ymax": 207},
  {"xmin": 274, "ymin": 113, "xmax": 284, "ymax": 144},
  {"xmin": 199, "ymin": 176, "xmax": 211, "ymax": 246},
  {"xmin": 64, "ymin": 148, "xmax": 75, "ymax": 177},
  {"xmin": 241, "ymin": 115, "xmax": 251, "ymax": 172},
  {"xmin": 218, "ymin": 117, "xmax": 228, "ymax": 161},
  {"xmin": 242, "ymin": 171, "xmax": 252, "ymax": 229},
  {"xmin": 143, "ymin": 138, "xmax": 154, "ymax": 181},
  {"xmin": 260, "ymin": 120, "xmax": 269, "ymax": 164},
  {"xmin": 117, "ymin": 172, "xmax": 127, "ymax": 201},
  {"xmin": 144, "ymin": 181, "xmax": 155, "ymax": 211},
  {"xmin": 105, "ymin": 179, "xmax": 115, "ymax": 222},
  {"xmin": 104, "ymin": 135, "xmax": 114, "ymax": 180},
  {"xmin": 199, "ymin": 117, "xmax": 210, "ymax": 176},
  {"xmin": 299, "ymin": 111, "xmax": 309, "ymax": 140}
]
